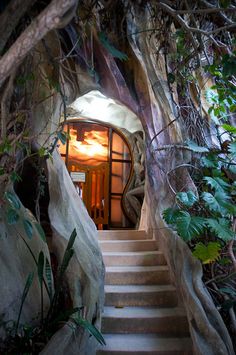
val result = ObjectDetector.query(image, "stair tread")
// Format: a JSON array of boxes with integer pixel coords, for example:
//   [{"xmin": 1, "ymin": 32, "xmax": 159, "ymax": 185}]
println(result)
[
  {"xmin": 106, "ymin": 265, "xmax": 168, "ymax": 272},
  {"xmin": 103, "ymin": 306, "xmax": 186, "ymax": 318},
  {"xmin": 98, "ymin": 334, "xmax": 192, "ymax": 351},
  {"xmin": 105, "ymin": 285, "xmax": 175, "ymax": 293},
  {"xmin": 100, "ymin": 240, "xmax": 155, "ymax": 243},
  {"xmin": 103, "ymin": 251, "xmax": 162, "ymax": 256}
]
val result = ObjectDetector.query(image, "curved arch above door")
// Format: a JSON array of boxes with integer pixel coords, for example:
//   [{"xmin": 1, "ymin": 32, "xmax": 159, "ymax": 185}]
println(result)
[{"xmin": 59, "ymin": 118, "xmax": 134, "ymax": 229}]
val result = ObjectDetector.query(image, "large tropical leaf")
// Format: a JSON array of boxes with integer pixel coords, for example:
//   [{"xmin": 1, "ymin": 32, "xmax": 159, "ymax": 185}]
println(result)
[
  {"xmin": 201, "ymin": 154, "xmax": 218, "ymax": 168},
  {"xmin": 176, "ymin": 191, "xmax": 198, "ymax": 207},
  {"xmin": 202, "ymin": 191, "xmax": 229, "ymax": 214},
  {"xmin": 206, "ymin": 218, "xmax": 235, "ymax": 241},
  {"xmin": 162, "ymin": 207, "xmax": 183, "ymax": 225},
  {"xmin": 229, "ymin": 141, "xmax": 236, "ymax": 156},
  {"xmin": 203, "ymin": 176, "xmax": 230, "ymax": 192},
  {"xmin": 192, "ymin": 242, "xmax": 221, "ymax": 264},
  {"xmin": 176, "ymin": 211, "xmax": 206, "ymax": 241}
]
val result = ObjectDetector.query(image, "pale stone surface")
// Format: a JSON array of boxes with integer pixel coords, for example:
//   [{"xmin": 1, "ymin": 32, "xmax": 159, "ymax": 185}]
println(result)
[
  {"xmin": 41, "ymin": 151, "xmax": 104, "ymax": 355},
  {"xmin": 0, "ymin": 187, "xmax": 51, "ymax": 335},
  {"xmin": 69, "ymin": 90, "xmax": 143, "ymax": 133}
]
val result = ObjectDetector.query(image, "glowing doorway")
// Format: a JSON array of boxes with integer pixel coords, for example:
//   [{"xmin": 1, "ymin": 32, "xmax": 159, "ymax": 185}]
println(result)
[{"xmin": 59, "ymin": 120, "xmax": 133, "ymax": 229}]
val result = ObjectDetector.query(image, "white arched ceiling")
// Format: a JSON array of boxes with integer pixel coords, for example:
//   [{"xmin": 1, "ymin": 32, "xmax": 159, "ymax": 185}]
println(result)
[{"xmin": 68, "ymin": 90, "xmax": 143, "ymax": 133}]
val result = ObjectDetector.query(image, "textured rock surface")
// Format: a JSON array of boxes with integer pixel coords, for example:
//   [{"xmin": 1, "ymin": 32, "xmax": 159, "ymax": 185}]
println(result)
[
  {"xmin": 41, "ymin": 151, "xmax": 104, "ymax": 355},
  {"xmin": 0, "ymin": 187, "xmax": 51, "ymax": 334}
]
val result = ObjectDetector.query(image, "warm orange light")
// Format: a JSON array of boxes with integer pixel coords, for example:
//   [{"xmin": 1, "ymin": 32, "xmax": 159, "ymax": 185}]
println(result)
[{"xmin": 69, "ymin": 129, "xmax": 108, "ymax": 161}]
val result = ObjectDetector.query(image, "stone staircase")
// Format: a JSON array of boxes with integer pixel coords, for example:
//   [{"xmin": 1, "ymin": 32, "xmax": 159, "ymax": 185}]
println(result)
[{"xmin": 97, "ymin": 230, "xmax": 192, "ymax": 355}]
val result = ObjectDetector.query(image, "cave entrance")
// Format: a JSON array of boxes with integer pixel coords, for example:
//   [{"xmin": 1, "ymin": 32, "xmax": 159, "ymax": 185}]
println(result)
[{"xmin": 59, "ymin": 119, "xmax": 134, "ymax": 229}]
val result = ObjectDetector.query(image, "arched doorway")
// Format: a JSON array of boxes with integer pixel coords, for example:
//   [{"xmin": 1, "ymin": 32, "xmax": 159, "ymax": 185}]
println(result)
[{"xmin": 59, "ymin": 119, "xmax": 134, "ymax": 229}]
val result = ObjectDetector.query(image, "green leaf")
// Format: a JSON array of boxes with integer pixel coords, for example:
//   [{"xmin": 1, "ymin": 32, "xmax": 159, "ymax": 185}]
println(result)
[
  {"xmin": 37, "ymin": 251, "xmax": 44, "ymax": 287},
  {"xmin": 202, "ymin": 191, "xmax": 229, "ymax": 214},
  {"xmin": 38, "ymin": 147, "xmax": 47, "ymax": 157},
  {"xmin": 206, "ymin": 218, "xmax": 235, "ymax": 241},
  {"xmin": 45, "ymin": 258, "xmax": 53, "ymax": 302},
  {"xmin": 16, "ymin": 272, "xmax": 34, "ymax": 333},
  {"xmin": 167, "ymin": 73, "xmax": 175, "ymax": 84},
  {"xmin": 229, "ymin": 141, "xmax": 236, "ymax": 156},
  {"xmin": 219, "ymin": 287, "xmax": 236, "ymax": 297},
  {"xmin": 192, "ymin": 242, "xmax": 221, "ymax": 264},
  {"xmin": 6, "ymin": 208, "xmax": 20, "ymax": 225},
  {"xmin": 219, "ymin": 0, "xmax": 231, "ymax": 8},
  {"xmin": 66, "ymin": 228, "xmax": 77, "ymax": 251},
  {"xmin": 203, "ymin": 176, "xmax": 230, "ymax": 192},
  {"xmin": 176, "ymin": 191, "xmax": 198, "ymax": 207},
  {"xmin": 229, "ymin": 104, "xmax": 236, "ymax": 112},
  {"xmin": 99, "ymin": 32, "xmax": 128, "ymax": 61},
  {"xmin": 162, "ymin": 208, "xmax": 183, "ymax": 225},
  {"xmin": 187, "ymin": 140, "xmax": 209, "ymax": 153},
  {"xmin": 4, "ymin": 191, "xmax": 21, "ymax": 209},
  {"xmin": 57, "ymin": 131, "xmax": 67, "ymax": 145},
  {"xmin": 176, "ymin": 212, "xmax": 206, "ymax": 241},
  {"xmin": 59, "ymin": 249, "xmax": 74, "ymax": 277},
  {"xmin": 201, "ymin": 154, "xmax": 218, "ymax": 168},
  {"xmin": 10, "ymin": 172, "xmax": 22, "ymax": 183},
  {"xmin": 73, "ymin": 316, "xmax": 106, "ymax": 345},
  {"xmin": 34, "ymin": 222, "xmax": 46, "ymax": 242},
  {"xmin": 23, "ymin": 219, "xmax": 33, "ymax": 239}
]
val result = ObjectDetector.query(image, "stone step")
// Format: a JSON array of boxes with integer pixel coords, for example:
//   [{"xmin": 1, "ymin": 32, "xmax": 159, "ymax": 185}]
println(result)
[
  {"xmin": 102, "ymin": 306, "xmax": 189, "ymax": 335},
  {"xmin": 105, "ymin": 266, "xmax": 170, "ymax": 285},
  {"xmin": 100, "ymin": 240, "xmax": 158, "ymax": 252},
  {"xmin": 97, "ymin": 334, "xmax": 192, "ymax": 354},
  {"xmin": 104, "ymin": 285, "xmax": 177, "ymax": 307},
  {"xmin": 103, "ymin": 251, "xmax": 166, "ymax": 266},
  {"xmin": 98, "ymin": 230, "xmax": 152, "ymax": 240}
]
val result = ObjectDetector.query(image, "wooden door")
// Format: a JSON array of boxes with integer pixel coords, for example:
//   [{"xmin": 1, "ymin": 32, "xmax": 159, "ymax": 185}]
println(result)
[{"xmin": 69, "ymin": 162, "xmax": 109, "ymax": 225}]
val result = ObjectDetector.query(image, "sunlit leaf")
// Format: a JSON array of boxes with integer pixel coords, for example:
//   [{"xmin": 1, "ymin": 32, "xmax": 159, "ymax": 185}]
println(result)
[{"xmin": 193, "ymin": 242, "xmax": 221, "ymax": 264}]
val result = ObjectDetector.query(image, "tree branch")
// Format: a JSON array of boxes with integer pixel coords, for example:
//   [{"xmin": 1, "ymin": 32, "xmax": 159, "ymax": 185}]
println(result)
[
  {"xmin": 0, "ymin": 0, "xmax": 78, "ymax": 89},
  {"xmin": 0, "ymin": 0, "xmax": 37, "ymax": 54},
  {"xmin": 157, "ymin": 2, "xmax": 236, "ymax": 44}
]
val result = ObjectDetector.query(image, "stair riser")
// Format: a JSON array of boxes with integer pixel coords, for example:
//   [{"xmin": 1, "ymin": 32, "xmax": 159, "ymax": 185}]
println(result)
[
  {"xmin": 105, "ymin": 291, "xmax": 177, "ymax": 307},
  {"xmin": 102, "ymin": 317, "xmax": 189, "ymax": 335},
  {"xmin": 100, "ymin": 241, "xmax": 158, "ymax": 252},
  {"xmin": 103, "ymin": 253, "xmax": 166, "ymax": 266},
  {"xmin": 105, "ymin": 270, "xmax": 170, "ymax": 285},
  {"xmin": 98, "ymin": 231, "xmax": 152, "ymax": 240}
]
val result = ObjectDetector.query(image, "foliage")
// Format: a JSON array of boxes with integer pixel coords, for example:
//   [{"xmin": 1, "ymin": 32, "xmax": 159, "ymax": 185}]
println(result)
[{"xmin": 0, "ymin": 216, "xmax": 105, "ymax": 353}]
